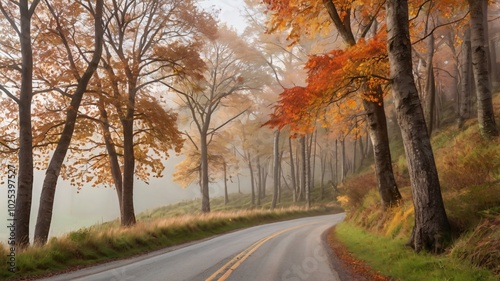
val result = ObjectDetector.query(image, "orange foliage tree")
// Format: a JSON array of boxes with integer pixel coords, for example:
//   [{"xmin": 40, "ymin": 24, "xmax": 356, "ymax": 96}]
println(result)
[{"xmin": 262, "ymin": 0, "xmax": 402, "ymax": 208}]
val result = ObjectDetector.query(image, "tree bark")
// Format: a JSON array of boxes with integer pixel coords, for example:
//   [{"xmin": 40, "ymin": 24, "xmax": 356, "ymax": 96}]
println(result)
[
  {"xmin": 277, "ymin": 151, "xmax": 283, "ymax": 203},
  {"xmin": 320, "ymin": 153, "xmax": 327, "ymax": 200},
  {"xmin": 248, "ymin": 153, "xmax": 255, "ymax": 206},
  {"xmin": 386, "ymin": 0, "xmax": 450, "ymax": 253},
  {"xmin": 311, "ymin": 130, "xmax": 317, "ymax": 189},
  {"xmin": 34, "ymin": 0, "xmax": 104, "ymax": 244},
  {"xmin": 468, "ymin": 0, "xmax": 499, "ymax": 137},
  {"xmin": 121, "ymin": 116, "xmax": 136, "ymax": 226},
  {"xmin": 223, "ymin": 160, "xmax": 229, "ymax": 205},
  {"xmin": 11, "ymin": 0, "xmax": 40, "ymax": 248},
  {"xmin": 340, "ymin": 138, "xmax": 346, "ymax": 182},
  {"xmin": 420, "ymin": 9, "xmax": 436, "ymax": 136},
  {"xmin": 256, "ymin": 155, "xmax": 262, "ymax": 206},
  {"xmin": 334, "ymin": 139, "xmax": 338, "ymax": 184},
  {"xmin": 288, "ymin": 137, "xmax": 297, "ymax": 202},
  {"xmin": 237, "ymin": 175, "xmax": 241, "ymax": 194},
  {"xmin": 300, "ymin": 136, "xmax": 308, "ymax": 205},
  {"xmin": 424, "ymin": 35, "xmax": 436, "ymax": 135},
  {"xmin": 362, "ymin": 90, "xmax": 402, "ymax": 208},
  {"xmin": 295, "ymin": 143, "xmax": 302, "ymax": 201},
  {"xmin": 357, "ymin": 126, "xmax": 365, "ymax": 172},
  {"xmin": 458, "ymin": 26, "xmax": 473, "ymax": 129},
  {"xmin": 200, "ymin": 132, "xmax": 210, "ymax": 212},
  {"xmin": 490, "ymin": 39, "xmax": 499, "ymax": 87},
  {"xmin": 97, "ymin": 95, "xmax": 123, "ymax": 217},
  {"xmin": 261, "ymin": 164, "xmax": 268, "ymax": 198},
  {"xmin": 443, "ymin": 30, "xmax": 461, "ymax": 122},
  {"xmin": 271, "ymin": 130, "xmax": 280, "ymax": 209},
  {"xmin": 481, "ymin": 0, "xmax": 492, "ymax": 90}
]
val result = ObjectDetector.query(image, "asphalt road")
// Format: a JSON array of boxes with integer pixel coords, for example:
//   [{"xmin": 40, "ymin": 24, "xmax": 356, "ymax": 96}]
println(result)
[{"xmin": 40, "ymin": 213, "xmax": 345, "ymax": 281}]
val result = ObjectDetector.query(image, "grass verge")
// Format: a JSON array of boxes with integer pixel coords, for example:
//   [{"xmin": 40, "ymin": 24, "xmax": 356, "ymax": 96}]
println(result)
[{"xmin": 333, "ymin": 222, "xmax": 498, "ymax": 281}]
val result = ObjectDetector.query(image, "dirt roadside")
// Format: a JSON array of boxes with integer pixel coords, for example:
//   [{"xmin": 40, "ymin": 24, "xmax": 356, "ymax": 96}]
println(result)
[{"xmin": 324, "ymin": 226, "xmax": 391, "ymax": 281}]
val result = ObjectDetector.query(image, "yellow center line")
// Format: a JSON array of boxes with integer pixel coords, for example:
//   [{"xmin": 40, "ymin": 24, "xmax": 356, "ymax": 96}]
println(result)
[{"xmin": 205, "ymin": 222, "xmax": 318, "ymax": 281}]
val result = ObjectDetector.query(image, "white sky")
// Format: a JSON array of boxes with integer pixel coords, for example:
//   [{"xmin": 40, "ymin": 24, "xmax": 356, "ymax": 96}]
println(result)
[{"xmin": 199, "ymin": 0, "xmax": 248, "ymax": 33}]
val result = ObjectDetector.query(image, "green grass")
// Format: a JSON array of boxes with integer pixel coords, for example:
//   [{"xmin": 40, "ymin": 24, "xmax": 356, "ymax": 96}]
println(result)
[{"xmin": 334, "ymin": 222, "xmax": 498, "ymax": 281}]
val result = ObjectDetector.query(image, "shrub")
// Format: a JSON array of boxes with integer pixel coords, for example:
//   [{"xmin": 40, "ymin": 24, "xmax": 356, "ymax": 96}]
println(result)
[
  {"xmin": 340, "ymin": 172, "xmax": 377, "ymax": 209},
  {"xmin": 437, "ymin": 130, "xmax": 500, "ymax": 191},
  {"xmin": 451, "ymin": 217, "xmax": 500, "ymax": 274}
]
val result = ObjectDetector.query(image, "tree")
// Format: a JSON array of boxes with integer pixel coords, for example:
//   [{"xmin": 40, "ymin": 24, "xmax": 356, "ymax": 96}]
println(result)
[
  {"xmin": 0, "ymin": 0, "xmax": 41, "ymax": 248},
  {"xmin": 263, "ymin": 0, "xmax": 402, "ymax": 208},
  {"xmin": 386, "ymin": 0, "xmax": 450, "ymax": 252},
  {"xmin": 174, "ymin": 28, "xmax": 264, "ymax": 212},
  {"xmin": 34, "ymin": 0, "xmax": 104, "ymax": 245},
  {"xmin": 467, "ymin": 0, "xmax": 499, "ymax": 137},
  {"xmin": 271, "ymin": 130, "xmax": 280, "ymax": 209},
  {"xmin": 458, "ymin": 25, "xmax": 473, "ymax": 129},
  {"xmin": 66, "ymin": 89, "xmax": 183, "ymax": 217},
  {"xmin": 92, "ymin": 0, "xmax": 214, "ymax": 225},
  {"xmin": 173, "ymin": 133, "xmax": 239, "ymax": 204}
]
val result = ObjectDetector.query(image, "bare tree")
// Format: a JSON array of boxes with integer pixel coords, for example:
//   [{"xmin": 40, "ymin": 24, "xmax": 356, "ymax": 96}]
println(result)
[{"xmin": 174, "ymin": 29, "xmax": 264, "ymax": 212}]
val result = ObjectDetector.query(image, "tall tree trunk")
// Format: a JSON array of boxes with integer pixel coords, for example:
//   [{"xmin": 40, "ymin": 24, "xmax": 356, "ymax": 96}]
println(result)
[
  {"xmin": 353, "ymin": 125, "xmax": 358, "ymax": 172},
  {"xmin": 364, "ymin": 132, "xmax": 372, "ymax": 159},
  {"xmin": 295, "ymin": 143, "xmax": 302, "ymax": 201},
  {"xmin": 386, "ymin": 0, "xmax": 450, "ymax": 253},
  {"xmin": 362, "ymin": 90, "xmax": 402, "ymax": 208},
  {"xmin": 425, "ymin": 53, "xmax": 436, "ymax": 135},
  {"xmin": 435, "ymin": 81, "xmax": 443, "ymax": 130},
  {"xmin": 300, "ymin": 136, "xmax": 308, "ymax": 205},
  {"xmin": 278, "ymin": 151, "xmax": 283, "ymax": 203},
  {"xmin": 481, "ymin": 0, "xmax": 492, "ymax": 90},
  {"xmin": 223, "ymin": 161, "xmax": 229, "ymax": 205},
  {"xmin": 237, "ymin": 175, "xmax": 241, "ymax": 194},
  {"xmin": 305, "ymin": 134, "xmax": 311, "ymax": 207},
  {"xmin": 97, "ymin": 95, "xmax": 123, "ymax": 217},
  {"xmin": 271, "ymin": 130, "xmax": 280, "ymax": 209},
  {"xmin": 444, "ymin": 30, "xmax": 461, "ymax": 121},
  {"xmin": 340, "ymin": 138, "xmax": 346, "ymax": 182},
  {"xmin": 458, "ymin": 26, "xmax": 473, "ymax": 128},
  {"xmin": 12, "ymin": 0, "xmax": 40, "ymax": 248},
  {"xmin": 423, "ymin": 16, "xmax": 436, "ymax": 135},
  {"xmin": 320, "ymin": 153, "xmax": 327, "ymax": 200},
  {"xmin": 357, "ymin": 126, "xmax": 365, "ymax": 172},
  {"xmin": 121, "ymin": 117, "xmax": 136, "ymax": 226},
  {"xmin": 200, "ymin": 132, "xmax": 210, "ymax": 212},
  {"xmin": 468, "ymin": 0, "xmax": 499, "ymax": 137},
  {"xmin": 34, "ymin": 1, "xmax": 104, "ymax": 244},
  {"xmin": 256, "ymin": 155, "xmax": 261, "ymax": 206},
  {"xmin": 334, "ymin": 139, "xmax": 338, "ymax": 184},
  {"xmin": 490, "ymin": 39, "xmax": 499, "ymax": 87},
  {"xmin": 311, "ymin": 130, "xmax": 317, "ymax": 189},
  {"xmin": 247, "ymin": 154, "xmax": 255, "ymax": 206},
  {"xmin": 288, "ymin": 137, "xmax": 297, "ymax": 202},
  {"xmin": 261, "ymin": 165, "xmax": 268, "ymax": 198}
]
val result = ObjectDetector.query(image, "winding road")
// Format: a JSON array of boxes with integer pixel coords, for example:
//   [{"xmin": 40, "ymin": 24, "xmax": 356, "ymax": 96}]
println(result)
[{"xmin": 40, "ymin": 213, "xmax": 345, "ymax": 281}]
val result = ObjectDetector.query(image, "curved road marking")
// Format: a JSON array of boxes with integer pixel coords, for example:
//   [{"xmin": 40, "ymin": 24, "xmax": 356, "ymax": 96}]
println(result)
[{"xmin": 206, "ymin": 222, "xmax": 318, "ymax": 281}]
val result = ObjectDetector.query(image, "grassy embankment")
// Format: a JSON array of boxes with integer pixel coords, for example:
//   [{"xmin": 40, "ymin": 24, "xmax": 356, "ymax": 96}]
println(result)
[
  {"xmin": 333, "ymin": 94, "xmax": 500, "ymax": 280},
  {"xmin": 0, "ymin": 187, "xmax": 342, "ymax": 280}
]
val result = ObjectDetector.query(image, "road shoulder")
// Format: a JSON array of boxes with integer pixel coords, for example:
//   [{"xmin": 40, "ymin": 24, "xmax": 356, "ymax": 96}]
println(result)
[{"xmin": 324, "ymin": 226, "xmax": 390, "ymax": 281}]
